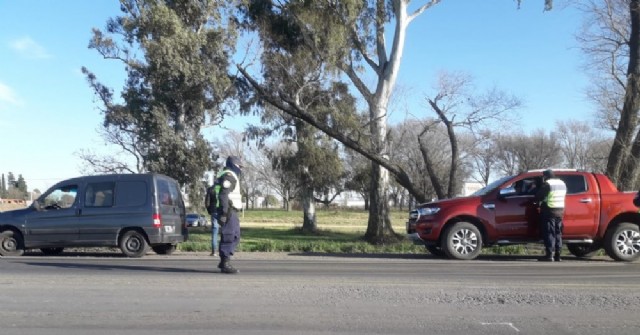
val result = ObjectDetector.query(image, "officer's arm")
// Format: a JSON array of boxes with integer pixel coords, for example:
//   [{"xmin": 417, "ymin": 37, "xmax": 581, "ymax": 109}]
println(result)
[{"xmin": 534, "ymin": 183, "xmax": 549, "ymax": 204}]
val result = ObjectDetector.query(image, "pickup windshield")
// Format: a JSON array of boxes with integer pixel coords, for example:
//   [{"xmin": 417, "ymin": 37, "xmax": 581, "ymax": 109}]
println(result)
[{"xmin": 470, "ymin": 175, "xmax": 514, "ymax": 196}]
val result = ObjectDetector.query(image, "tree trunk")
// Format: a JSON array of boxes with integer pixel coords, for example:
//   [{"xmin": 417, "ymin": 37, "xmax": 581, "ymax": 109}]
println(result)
[
  {"xmin": 607, "ymin": 0, "xmax": 640, "ymax": 187},
  {"xmin": 301, "ymin": 187, "xmax": 316, "ymax": 232},
  {"xmin": 364, "ymin": 162, "xmax": 396, "ymax": 243}
]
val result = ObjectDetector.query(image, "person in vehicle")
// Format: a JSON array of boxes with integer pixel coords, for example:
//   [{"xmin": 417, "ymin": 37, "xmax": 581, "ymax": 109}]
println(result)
[{"xmin": 534, "ymin": 169, "xmax": 567, "ymax": 262}]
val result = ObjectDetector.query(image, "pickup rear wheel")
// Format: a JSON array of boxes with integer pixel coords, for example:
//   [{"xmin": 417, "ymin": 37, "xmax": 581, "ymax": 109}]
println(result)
[
  {"xmin": 604, "ymin": 223, "xmax": 640, "ymax": 262},
  {"xmin": 441, "ymin": 222, "xmax": 483, "ymax": 260}
]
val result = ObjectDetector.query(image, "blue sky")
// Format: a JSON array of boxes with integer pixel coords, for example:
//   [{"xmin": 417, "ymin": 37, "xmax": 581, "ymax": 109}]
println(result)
[{"xmin": 0, "ymin": 0, "xmax": 593, "ymax": 192}]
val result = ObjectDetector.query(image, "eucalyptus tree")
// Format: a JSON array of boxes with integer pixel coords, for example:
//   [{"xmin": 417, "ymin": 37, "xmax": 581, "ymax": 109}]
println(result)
[
  {"xmin": 576, "ymin": 0, "xmax": 640, "ymax": 188},
  {"xmin": 237, "ymin": 0, "xmax": 443, "ymax": 242},
  {"xmin": 82, "ymin": 0, "xmax": 237, "ymax": 201}
]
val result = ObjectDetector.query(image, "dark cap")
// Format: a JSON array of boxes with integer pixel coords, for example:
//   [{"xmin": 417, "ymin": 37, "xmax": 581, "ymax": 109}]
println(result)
[
  {"xmin": 226, "ymin": 156, "xmax": 243, "ymax": 169},
  {"xmin": 543, "ymin": 169, "xmax": 555, "ymax": 179}
]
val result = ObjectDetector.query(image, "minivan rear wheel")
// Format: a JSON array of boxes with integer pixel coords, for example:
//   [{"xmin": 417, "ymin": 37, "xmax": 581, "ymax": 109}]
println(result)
[
  {"xmin": 119, "ymin": 230, "xmax": 149, "ymax": 258},
  {"xmin": 0, "ymin": 230, "xmax": 25, "ymax": 256}
]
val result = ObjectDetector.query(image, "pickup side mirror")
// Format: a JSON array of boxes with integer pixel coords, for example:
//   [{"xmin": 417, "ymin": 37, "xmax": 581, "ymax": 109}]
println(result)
[{"xmin": 499, "ymin": 187, "xmax": 517, "ymax": 198}]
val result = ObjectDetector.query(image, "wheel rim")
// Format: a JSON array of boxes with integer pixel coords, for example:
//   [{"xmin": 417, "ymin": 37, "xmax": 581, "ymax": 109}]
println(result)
[
  {"xmin": 615, "ymin": 229, "xmax": 640, "ymax": 256},
  {"xmin": 126, "ymin": 236, "xmax": 143, "ymax": 252},
  {"xmin": 1, "ymin": 236, "xmax": 17, "ymax": 252},
  {"xmin": 451, "ymin": 228, "xmax": 479, "ymax": 255}
]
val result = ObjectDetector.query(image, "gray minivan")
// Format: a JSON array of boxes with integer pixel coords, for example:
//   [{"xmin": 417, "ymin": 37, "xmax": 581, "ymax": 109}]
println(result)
[{"xmin": 0, "ymin": 173, "xmax": 187, "ymax": 257}]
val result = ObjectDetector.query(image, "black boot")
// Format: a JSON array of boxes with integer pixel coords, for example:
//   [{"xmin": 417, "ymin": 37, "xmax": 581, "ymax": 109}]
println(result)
[
  {"xmin": 554, "ymin": 251, "xmax": 561, "ymax": 262},
  {"xmin": 219, "ymin": 257, "xmax": 239, "ymax": 274},
  {"xmin": 538, "ymin": 251, "xmax": 554, "ymax": 262}
]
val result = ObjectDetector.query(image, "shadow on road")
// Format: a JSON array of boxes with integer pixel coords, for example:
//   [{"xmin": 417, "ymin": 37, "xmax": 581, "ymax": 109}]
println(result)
[
  {"xmin": 287, "ymin": 252, "xmax": 613, "ymax": 262},
  {"xmin": 22, "ymin": 260, "xmax": 215, "ymax": 273}
]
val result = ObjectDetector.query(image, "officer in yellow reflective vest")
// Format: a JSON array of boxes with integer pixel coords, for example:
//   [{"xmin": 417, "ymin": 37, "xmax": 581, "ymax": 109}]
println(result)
[
  {"xmin": 534, "ymin": 169, "xmax": 567, "ymax": 262},
  {"xmin": 210, "ymin": 156, "xmax": 243, "ymax": 274}
]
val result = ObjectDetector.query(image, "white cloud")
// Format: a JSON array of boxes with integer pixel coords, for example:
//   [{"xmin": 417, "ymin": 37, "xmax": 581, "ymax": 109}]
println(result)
[
  {"xmin": 9, "ymin": 36, "xmax": 52, "ymax": 59},
  {"xmin": 0, "ymin": 81, "xmax": 22, "ymax": 109}
]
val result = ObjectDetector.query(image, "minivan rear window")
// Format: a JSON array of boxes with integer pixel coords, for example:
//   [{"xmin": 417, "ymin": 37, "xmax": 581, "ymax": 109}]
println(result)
[
  {"xmin": 157, "ymin": 179, "xmax": 181, "ymax": 206},
  {"xmin": 115, "ymin": 181, "xmax": 148, "ymax": 207}
]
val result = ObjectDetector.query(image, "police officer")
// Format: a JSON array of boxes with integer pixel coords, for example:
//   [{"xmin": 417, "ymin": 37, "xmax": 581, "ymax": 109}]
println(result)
[
  {"xmin": 534, "ymin": 169, "xmax": 567, "ymax": 262},
  {"xmin": 213, "ymin": 156, "xmax": 243, "ymax": 274}
]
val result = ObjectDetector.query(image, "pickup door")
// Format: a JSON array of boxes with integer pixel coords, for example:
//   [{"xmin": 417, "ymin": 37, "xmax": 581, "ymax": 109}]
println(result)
[
  {"xmin": 557, "ymin": 174, "xmax": 599, "ymax": 238},
  {"xmin": 491, "ymin": 173, "xmax": 599, "ymax": 241}
]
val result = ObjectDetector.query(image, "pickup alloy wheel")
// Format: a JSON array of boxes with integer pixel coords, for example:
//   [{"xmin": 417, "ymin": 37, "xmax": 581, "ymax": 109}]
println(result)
[
  {"xmin": 604, "ymin": 222, "xmax": 640, "ymax": 262},
  {"xmin": 441, "ymin": 222, "xmax": 483, "ymax": 260}
]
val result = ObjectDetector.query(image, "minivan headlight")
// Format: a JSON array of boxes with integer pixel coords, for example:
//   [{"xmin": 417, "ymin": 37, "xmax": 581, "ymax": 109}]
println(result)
[{"xmin": 417, "ymin": 207, "xmax": 440, "ymax": 216}]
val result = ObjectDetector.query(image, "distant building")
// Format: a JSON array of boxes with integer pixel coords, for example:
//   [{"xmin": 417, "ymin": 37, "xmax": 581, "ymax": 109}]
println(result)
[{"xmin": 460, "ymin": 182, "xmax": 484, "ymax": 196}]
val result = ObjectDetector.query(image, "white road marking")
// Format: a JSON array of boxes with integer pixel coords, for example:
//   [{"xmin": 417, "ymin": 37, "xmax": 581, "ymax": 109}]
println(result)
[{"xmin": 481, "ymin": 322, "xmax": 520, "ymax": 332}]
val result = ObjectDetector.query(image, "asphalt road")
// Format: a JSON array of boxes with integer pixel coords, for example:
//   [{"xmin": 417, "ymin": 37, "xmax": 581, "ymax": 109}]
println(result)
[{"xmin": 1, "ymin": 252, "xmax": 640, "ymax": 335}]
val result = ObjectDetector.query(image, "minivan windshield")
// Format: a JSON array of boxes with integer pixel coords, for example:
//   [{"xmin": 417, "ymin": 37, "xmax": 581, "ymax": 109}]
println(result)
[{"xmin": 470, "ymin": 175, "xmax": 514, "ymax": 197}]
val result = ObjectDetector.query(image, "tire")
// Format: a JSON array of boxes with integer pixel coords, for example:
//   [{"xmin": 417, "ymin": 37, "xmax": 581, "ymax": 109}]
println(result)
[
  {"xmin": 441, "ymin": 222, "xmax": 483, "ymax": 260},
  {"xmin": 604, "ymin": 222, "xmax": 640, "ymax": 262},
  {"xmin": 0, "ymin": 230, "xmax": 25, "ymax": 256},
  {"xmin": 425, "ymin": 245, "xmax": 446, "ymax": 258},
  {"xmin": 567, "ymin": 243, "xmax": 600, "ymax": 259},
  {"xmin": 152, "ymin": 244, "xmax": 176, "ymax": 255},
  {"xmin": 119, "ymin": 230, "xmax": 149, "ymax": 258},
  {"xmin": 40, "ymin": 247, "xmax": 64, "ymax": 256}
]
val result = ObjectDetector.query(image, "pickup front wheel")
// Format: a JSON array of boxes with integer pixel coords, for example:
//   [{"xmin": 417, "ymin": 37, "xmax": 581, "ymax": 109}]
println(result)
[
  {"xmin": 441, "ymin": 222, "xmax": 483, "ymax": 260},
  {"xmin": 604, "ymin": 223, "xmax": 640, "ymax": 262}
]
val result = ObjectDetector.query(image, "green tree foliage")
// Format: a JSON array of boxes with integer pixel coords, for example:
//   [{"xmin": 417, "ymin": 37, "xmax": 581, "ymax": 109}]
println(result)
[
  {"xmin": 83, "ymin": 0, "xmax": 237, "ymax": 191},
  {"xmin": 16, "ymin": 175, "xmax": 27, "ymax": 193},
  {"xmin": 1, "ymin": 173, "xmax": 6, "ymax": 197}
]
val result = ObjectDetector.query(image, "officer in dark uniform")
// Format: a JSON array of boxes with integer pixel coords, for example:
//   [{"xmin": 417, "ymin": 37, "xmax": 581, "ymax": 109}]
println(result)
[
  {"xmin": 214, "ymin": 156, "xmax": 243, "ymax": 274},
  {"xmin": 534, "ymin": 169, "xmax": 567, "ymax": 262}
]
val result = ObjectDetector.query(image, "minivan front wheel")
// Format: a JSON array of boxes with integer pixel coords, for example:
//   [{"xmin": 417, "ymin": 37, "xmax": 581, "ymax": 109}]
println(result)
[
  {"xmin": 119, "ymin": 230, "xmax": 149, "ymax": 258},
  {"xmin": 0, "ymin": 230, "xmax": 25, "ymax": 256}
]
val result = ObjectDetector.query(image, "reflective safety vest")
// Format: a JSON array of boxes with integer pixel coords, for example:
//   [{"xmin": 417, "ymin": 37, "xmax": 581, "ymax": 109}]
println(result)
[
  {"xmin": 543, "ymin": 178, "xmax": 567, "ymax": 209},
  {"xmin": 215, "ymin": 170, "xmax": 242, "ymax": 210}
]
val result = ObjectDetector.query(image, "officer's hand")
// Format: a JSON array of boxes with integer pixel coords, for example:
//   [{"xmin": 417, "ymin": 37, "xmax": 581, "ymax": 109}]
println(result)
[{"xmin": 219, "ymin": 215, "xmax": 227, "ymax": 225}]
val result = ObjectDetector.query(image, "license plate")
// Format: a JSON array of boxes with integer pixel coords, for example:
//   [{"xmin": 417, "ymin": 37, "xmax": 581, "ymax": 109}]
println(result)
[{"xmin": 164, "ymin": 225, "xmax": 175, "ymax": 233}]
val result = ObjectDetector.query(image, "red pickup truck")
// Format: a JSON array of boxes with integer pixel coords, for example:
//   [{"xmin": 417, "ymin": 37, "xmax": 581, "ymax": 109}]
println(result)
[{"xmin": 407, "ymin": 170, "xmax": 640, "ymax": 261}]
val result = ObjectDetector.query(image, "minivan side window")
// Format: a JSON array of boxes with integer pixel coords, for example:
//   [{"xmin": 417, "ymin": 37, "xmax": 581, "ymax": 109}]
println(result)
[
  {"xmin": 85, "ymin": 182, "xmax": 115, "ymax": 207},
  {"xmin": 115, "ymin": 181, "xmax": 147, "ymax": 207},
  {"xmin": 42, "ymin": 184, "xmax": 78, "ymax": 209}
]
